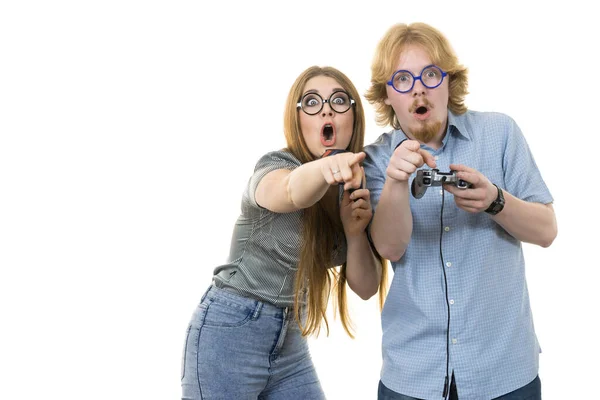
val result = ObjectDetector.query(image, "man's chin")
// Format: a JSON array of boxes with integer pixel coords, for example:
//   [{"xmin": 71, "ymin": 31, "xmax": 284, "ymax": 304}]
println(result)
[
  {"xmin": 412, "ymin": 130, "xmax": 437, "ymax": 144},
  {"xmin": 407, "ymin": 120, "xmax": 442, "ymax": 144}
]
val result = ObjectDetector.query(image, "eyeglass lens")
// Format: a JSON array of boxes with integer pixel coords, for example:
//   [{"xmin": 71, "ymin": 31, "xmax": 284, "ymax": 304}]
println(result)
[
  {"xmin": 392, "ymin": 66, "xmax": 444, "ymax": 92},
  {"xmin": 300, "ymin": 91, "xmax": 352, "ymax": 115}
]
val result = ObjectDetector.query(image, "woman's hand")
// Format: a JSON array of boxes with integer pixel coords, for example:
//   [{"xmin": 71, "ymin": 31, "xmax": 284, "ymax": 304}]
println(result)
[
  {"xmin": 340, "ymin": 168, "xmax": 372, "ymax": 237},
  {"xmin": 321, "ymin": 151, "xmax": 366, "ymax": 191}
]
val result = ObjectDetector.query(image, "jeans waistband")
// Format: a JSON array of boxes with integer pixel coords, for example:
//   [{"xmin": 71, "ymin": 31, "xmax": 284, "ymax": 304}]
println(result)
[{"xmin": 207, "ymin": 283, "xmax": 293, "ymax": 320}]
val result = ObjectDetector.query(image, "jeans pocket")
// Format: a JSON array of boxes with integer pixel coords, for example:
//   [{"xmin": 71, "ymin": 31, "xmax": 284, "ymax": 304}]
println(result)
[
  {"xmin": 202, "ymin": 297, "xmax": 255, "ymax": 328},
  {"xmin": 181, "ymin": 325, "xmax": 192, "ymax": 380}
]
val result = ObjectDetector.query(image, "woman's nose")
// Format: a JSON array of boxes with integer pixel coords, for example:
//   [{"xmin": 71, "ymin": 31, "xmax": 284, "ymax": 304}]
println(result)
[{"xmin": 321, "ymin": 103, "xmax": 334, "ymax": 117}]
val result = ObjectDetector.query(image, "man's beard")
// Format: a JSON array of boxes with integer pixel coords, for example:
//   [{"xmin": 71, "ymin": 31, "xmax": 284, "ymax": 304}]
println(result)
[
  {"xmin": 407, "ymin": 120, "xmax": 442, "ymax": 144},
  {"xmin": 403, "ymin": 97, "xmax": 443, "ymax": 144}
]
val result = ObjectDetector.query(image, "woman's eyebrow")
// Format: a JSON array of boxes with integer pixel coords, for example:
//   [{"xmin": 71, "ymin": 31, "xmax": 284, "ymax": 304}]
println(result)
[{"xmin": 302, "ymin": 87, "xmax": 345, "ymax": 96}]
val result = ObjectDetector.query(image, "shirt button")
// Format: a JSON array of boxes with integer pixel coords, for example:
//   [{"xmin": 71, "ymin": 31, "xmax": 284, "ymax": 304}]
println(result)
[
  {"xmin": 449, "ymin": 299, "xmax": 455, "ymax": 305},
  {"xmin": 444, "ymin": 226, "xmax": 450, "ymax": 232},
  {"xmin": 434, "ymin": 155, "xmax": 439, "ymax": 161},
  {"xmin": 440, "ymin": 189, "xmax": 444, "ymax": 195},
  {"xmin": 446, "ymin": 262, "xmax": 452, "ymax": 267},
  {"xmin": 452, "ymin": 338, "xmax": 458, "ymax": 344}
]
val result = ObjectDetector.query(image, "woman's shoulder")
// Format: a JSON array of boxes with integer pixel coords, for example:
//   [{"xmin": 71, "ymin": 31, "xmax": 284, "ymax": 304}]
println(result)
[{"xmin": 254, "ymin": 149, "xmax": 302, "ymax": 171}]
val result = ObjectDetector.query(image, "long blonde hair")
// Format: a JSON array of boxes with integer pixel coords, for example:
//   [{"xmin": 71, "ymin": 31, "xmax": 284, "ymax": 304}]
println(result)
[
  {"xmin": 365, "ymin": 22, "xmax": 469, "ymax": 129},
  {"xmin": 283, "ymin": 66, "xmax": 388, "ymax": 337}
]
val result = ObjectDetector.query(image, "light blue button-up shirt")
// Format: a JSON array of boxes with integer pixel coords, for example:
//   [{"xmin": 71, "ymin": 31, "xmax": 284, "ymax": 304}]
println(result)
[{"xmin": 363, "ymin": 110, "xmax": 553, "ymax": 399}]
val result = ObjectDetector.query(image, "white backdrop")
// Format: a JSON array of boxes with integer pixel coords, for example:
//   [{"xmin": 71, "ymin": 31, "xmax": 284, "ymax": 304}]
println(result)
[{"xmin": 1, "ymin": 1, "xmax": 598, "ymax": 399}]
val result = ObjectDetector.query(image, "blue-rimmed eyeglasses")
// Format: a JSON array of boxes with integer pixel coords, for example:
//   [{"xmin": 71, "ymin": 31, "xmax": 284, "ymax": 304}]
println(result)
[
  {"xmin": 387, "ymin": 65, "xmax": 448, "ymax": 93},
  {"xmin": 297, "ymin": 90, "xmax": 355, "ymax": 116}
]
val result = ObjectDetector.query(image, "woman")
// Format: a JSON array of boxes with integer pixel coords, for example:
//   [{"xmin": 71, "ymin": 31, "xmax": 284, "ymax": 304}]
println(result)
[{"xmin": 181, "ymin": 66, "xmax": 387, "ymax": 399}]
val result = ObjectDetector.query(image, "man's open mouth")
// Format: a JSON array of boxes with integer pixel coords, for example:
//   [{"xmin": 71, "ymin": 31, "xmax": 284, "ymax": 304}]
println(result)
[{"xmin": 415, "ymin": 106, "xmax": 428, "ymax": 115}]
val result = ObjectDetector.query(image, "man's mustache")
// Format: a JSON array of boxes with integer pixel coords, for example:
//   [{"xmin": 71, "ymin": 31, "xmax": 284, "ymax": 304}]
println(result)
[{"xmin": 409, "ymin": 98, "xmax": 434, "ymax": 113}]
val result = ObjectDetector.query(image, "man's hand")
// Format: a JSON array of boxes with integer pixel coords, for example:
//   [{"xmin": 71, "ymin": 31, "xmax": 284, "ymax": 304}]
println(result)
[
  {"xmin": 386, "ymin": 140, "xmax": 437, "ymax": 182},
  {"xmin": 444, "ymin": 164, "xmax": 497, "ymax": 213}
]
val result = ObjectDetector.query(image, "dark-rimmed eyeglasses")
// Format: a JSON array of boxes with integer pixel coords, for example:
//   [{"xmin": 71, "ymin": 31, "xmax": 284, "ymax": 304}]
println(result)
[
  {"xmin": 387, "ymin": 64, "xmax": 448, "ymax": 93},
  {"xmin": 296, "ymin": 90, "xmax": 355, "ymax": 115}
]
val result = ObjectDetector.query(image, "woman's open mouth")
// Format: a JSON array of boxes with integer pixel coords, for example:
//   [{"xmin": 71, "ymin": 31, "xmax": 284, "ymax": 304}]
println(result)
[{"xmin": 320, "ymin": 123, "xmax": 336, "ymax": 146}]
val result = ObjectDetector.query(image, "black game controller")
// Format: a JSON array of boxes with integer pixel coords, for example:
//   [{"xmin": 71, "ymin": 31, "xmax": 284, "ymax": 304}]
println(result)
[{"xmin": 411, "ymin": 169, "xmax": 472, "ymax": 199}]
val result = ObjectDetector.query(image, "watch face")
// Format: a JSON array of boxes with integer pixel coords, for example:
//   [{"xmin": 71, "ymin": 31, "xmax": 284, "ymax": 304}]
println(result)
[{"xmin": 485, "ymin": 185, "xmax": 504, "ymax": 215}]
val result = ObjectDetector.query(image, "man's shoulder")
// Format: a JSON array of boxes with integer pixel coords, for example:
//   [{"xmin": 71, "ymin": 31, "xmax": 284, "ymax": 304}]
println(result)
[
  {"xmin": 461, "ymin": 109, "xmax": 516, "ymax": 128},
  {"xmin": 456, "ymin": 110, "xmax": 519, "ymax": 142},
  {"xmin": 364, "ymin": 130, "xmax": 397, "ymax": 155}
]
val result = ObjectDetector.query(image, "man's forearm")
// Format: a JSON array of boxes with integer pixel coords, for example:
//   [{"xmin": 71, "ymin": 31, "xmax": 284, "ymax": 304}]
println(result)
[
  {"xmin": 370, "ymin": 180, "xmax": 413, "ymax": 261},
  {"xmin": 492, "ymin": 191, "xmax": 557, "ymax": 247}
]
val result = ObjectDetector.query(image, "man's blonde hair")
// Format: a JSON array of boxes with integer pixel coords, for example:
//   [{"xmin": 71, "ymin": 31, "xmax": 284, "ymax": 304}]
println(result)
[{"xmin": 365, "ymin": 22, "xmax": 469, "ymax": 129}]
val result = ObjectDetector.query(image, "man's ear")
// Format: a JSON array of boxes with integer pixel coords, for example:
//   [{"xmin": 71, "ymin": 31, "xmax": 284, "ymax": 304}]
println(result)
[{"xmin": 384, "ymin": 97, "xmax": 391, "ymax": 105}]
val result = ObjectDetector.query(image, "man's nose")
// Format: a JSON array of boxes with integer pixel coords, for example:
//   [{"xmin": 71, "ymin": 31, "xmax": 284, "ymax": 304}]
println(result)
[{"xmin": 412, "ymin": 78, "xmax": 427, "ymax": 97}]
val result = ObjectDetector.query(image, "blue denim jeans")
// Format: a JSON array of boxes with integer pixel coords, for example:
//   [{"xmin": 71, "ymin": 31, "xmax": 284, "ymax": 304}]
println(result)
[
  {"xmin": 181, "ymin": 285, "xmax": 325, "ymax": 400},
  {"xmin": 378, "ymin": 375, "xmax": 541, "ymax": 400}
]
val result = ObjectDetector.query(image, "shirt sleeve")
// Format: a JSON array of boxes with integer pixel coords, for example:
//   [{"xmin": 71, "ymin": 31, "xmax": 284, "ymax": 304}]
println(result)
[
  {"xmin": 246, "ymin": 150, "xmax": 302, "ymax": 208},
  {"xmin": 363, "ymin": 134, "xmax": 393, "ymax": 210},
  {"xmin": 501, "ymin": 116, "xmax": 553, "ymax": 204}
]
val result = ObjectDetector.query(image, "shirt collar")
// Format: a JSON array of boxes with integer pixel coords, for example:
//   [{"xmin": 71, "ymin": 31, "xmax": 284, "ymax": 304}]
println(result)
[
  {"xmin": 448, "ymin": 110, "xmax": 470, "ymax": 141},
  {"xmin": 392, "ymin": 110, "xmax": 471, "ymax": 149}
]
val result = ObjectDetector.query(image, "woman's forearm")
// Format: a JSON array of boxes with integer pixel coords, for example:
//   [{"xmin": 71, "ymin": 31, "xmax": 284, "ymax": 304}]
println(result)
[{"xmin": 345, "ymin": 232, "xmax": 382, "ymax": 300}]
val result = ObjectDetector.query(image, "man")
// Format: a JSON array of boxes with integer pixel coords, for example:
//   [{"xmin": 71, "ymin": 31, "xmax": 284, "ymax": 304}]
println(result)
[{"xmin": 363, "ymin": 22, "xmax": 557, "ymax": 400}]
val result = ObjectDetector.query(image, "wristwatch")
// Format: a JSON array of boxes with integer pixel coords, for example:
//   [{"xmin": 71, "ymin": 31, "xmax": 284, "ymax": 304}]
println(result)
[{"xmin": 485, "ymin": 184, "xmax": 505, "ymax": 215}]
